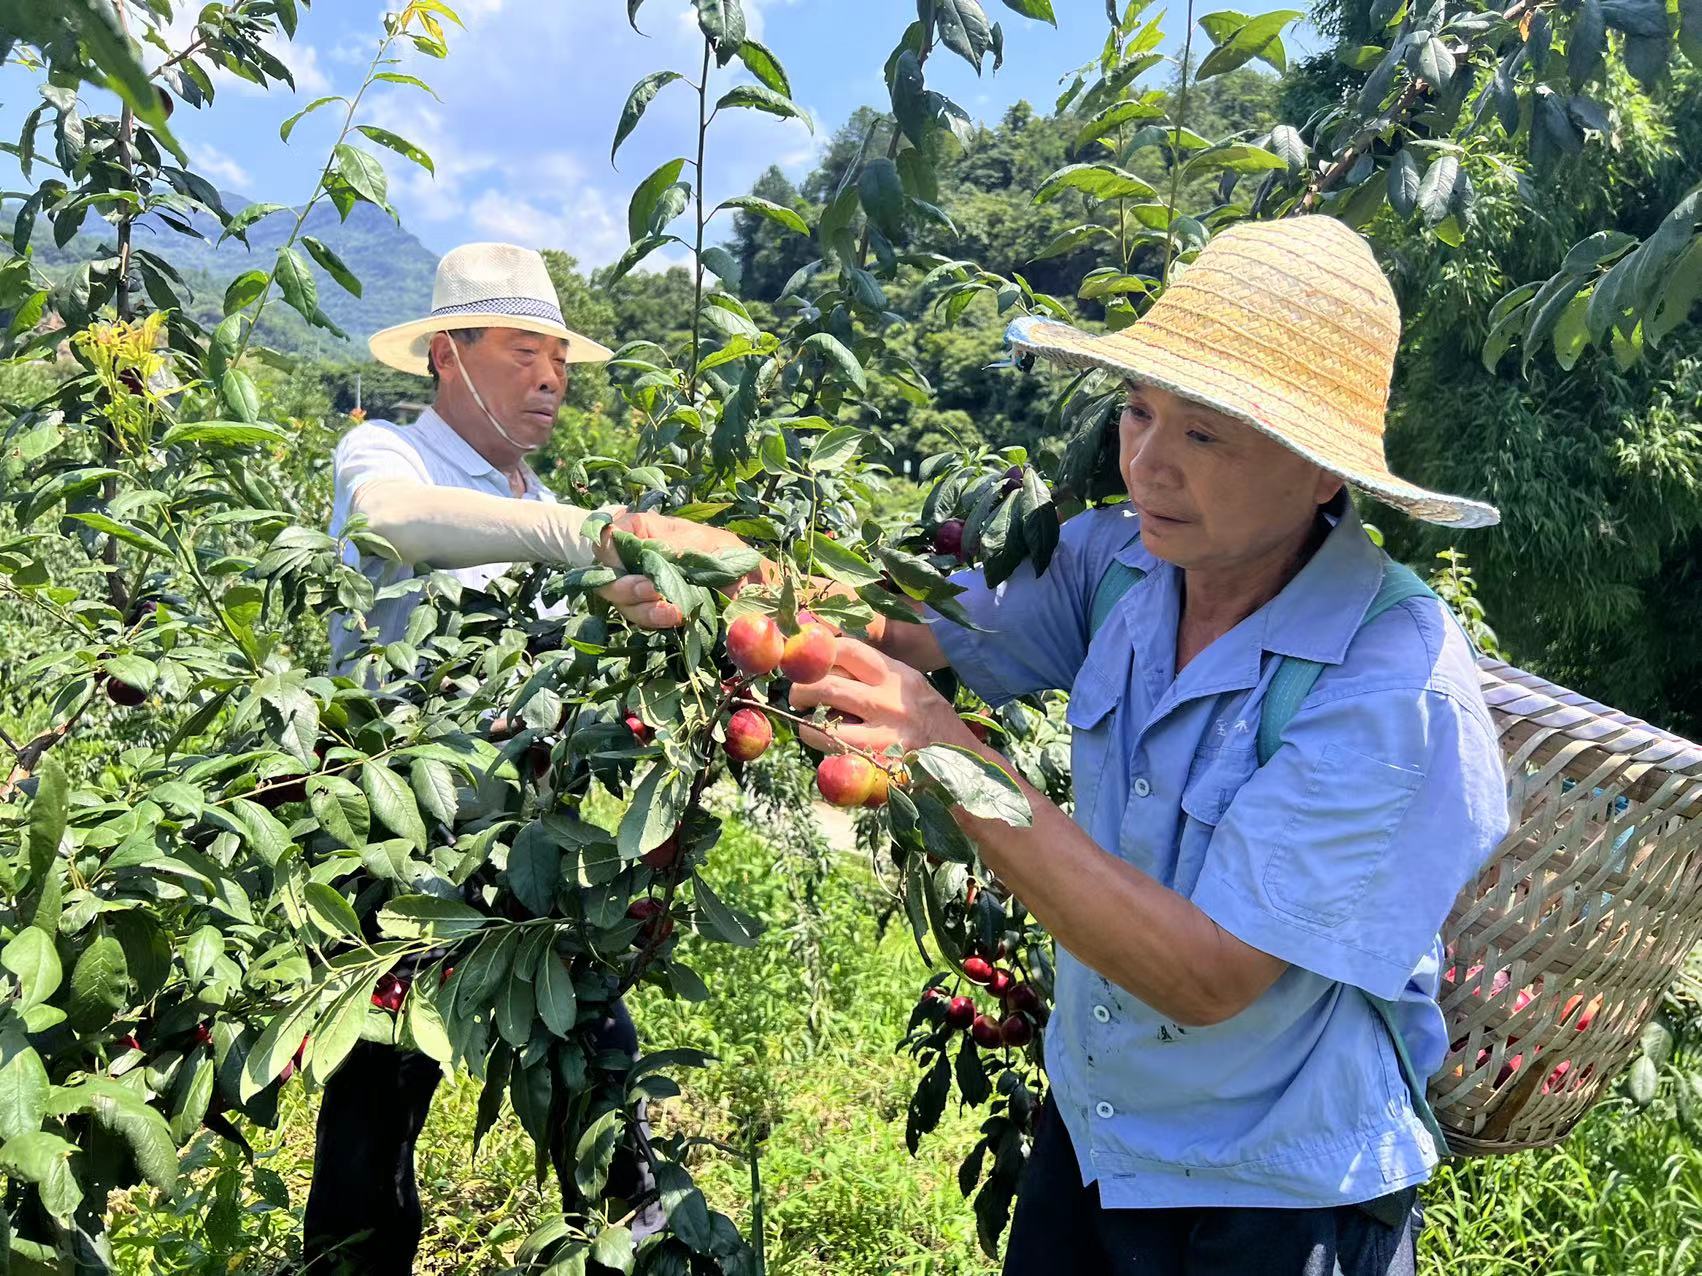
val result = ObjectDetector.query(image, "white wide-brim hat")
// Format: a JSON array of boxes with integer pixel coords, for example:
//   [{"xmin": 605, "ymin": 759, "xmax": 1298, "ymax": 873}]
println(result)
[
  {"xmin": 369, "ymin": 241, "xmax": 614, "ymax": 376},
  {"xmin": 1006, "ymin": 216, "xmax": 1499, "ymax": 529}
]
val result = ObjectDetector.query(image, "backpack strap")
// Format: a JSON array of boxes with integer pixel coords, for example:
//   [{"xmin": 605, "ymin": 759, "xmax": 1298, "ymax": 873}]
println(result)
[
  {"xmin": 1254, "ymin": 559, "xmax": 1437, "ymax": 765},
  {"xmin": 1248, "ymin": 556, "xmax": 1451, "ymax": 1157},
  {"xmin": 1088, "ymin": 535, "xmax": 1147, "ymax": 641}
]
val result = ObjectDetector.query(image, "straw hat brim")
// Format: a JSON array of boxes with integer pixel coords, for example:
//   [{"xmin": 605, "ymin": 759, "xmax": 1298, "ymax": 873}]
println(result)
[
  {"xmin": 369, "ymin": 313, "xmax": 615, "ymax": 377},
  {"xmin": 1009, "ymin": 318, "xmax": 1500, "ymax": 530}
]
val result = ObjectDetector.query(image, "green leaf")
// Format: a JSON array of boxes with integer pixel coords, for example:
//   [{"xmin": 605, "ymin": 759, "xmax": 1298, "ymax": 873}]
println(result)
[
  {"xmin": 697, "ymin": 0, "xmax": 747, "ymax": 60},
  {"xmin": 7, "ymin": 932, "xmax": 61, "ymax": 1007},
  {"xmin": 915, "ymin": 745, "xmax": 1031, "ymax": 825},
  {"xmin": 605, "ymin": 233, "xmax": 676, "ymax": 286},
  {"xmin": 0, "ymin": 1132, "xmax": 80, "ymax": 1219},
  {"xmin": 1415, "ymin": 155, "xmax": 1461, "ymax": 227},
  {"xmin": 495, "ymin": 968, "xmax": 535, "ymax": 1046},
  {"xmin": 859, "ymin": 157, "xmax": 906, "ymax": 237},
  {"xmin": 1268, "ymin": 124, "xmax": 1308, "ymax": 174},
  {"xmin": 363, "ymin": 763, "xmax": 428, "ymax": 849},
  {"xmin": 219, "ymin": 367, "xmax": 261, "ymax": 423},
  {"xmin": 736, "ymin": 38, "xmax": 791, "ymax": 94},
  {"xmin": 372, "ymin": 71, "xmax": 442, "ymax": 98},
  {"xmin": 1000, "ymin": 0, "xmax": 1056, "ymax": 23},
  {"xmin": 334, "ymin": 143, "xmax": 388, "ymax": 207},
  {"xmin": 655, "ymin": 1162, "xmax": 714, "ymax": 1252},
  {"xmin": 25, "ymin": 756, "xmax": 67, "ymax": 892},
  {"xmin": 1408, "ymin": 35, "xmax": 1456, "ymax": 88},
  {"xmin": 1034, "ymin": 162, "xmax": 1157, "ymax": 204},
  {"xmin": 274, "ymin": 245, "xmax": 319, "ymax": 323},
  {"xmin": 1680, "ymin": 0, "xmax": 1702, "ymax": 64},
  {"xmin": 160, "ymin": 420, "xmax": 287, "ymax": 448},
  {"xmin": 618, "ymin": 764, "xmax": 688, "ymax": 860},
  {"xmin": 612, "ymin": 71, "xmax": 684, "ymax": 164},
  {"xmin": 242, "ymin": 988, "xmax": 320, "ymax": 1101},
  {"xmin": 1571, "ymin": 0, "xmax": 1608, "ymax": 82},
  {"xmin": 60, "ymin": 1077, "xmax": 176, "ymax": 1193},
  {"xmin": 308, "ymin": 775, "xmax": 369, "ymax": 850},
  {"xmin": 629, "ymin": 158, "xmax": 687, "ymax": 243},
  {"xmin": 715, "ymin": 84, "xmax": 813, "ymax": 130},
  {"xmin": 68, "ymin": 934, "xmax": 128, "ymax": 1033},
  {"xmin": 536, "ymin": 952, "xmax": 577, "ymax": 1036},
  {"xmin": 302, "ymin": 236, "xmax": 362, "ymax": 298},
  {"xmin": 279, "ymin": 95, "xmax": 343, "ymax": 142},
  {"xmin": 405, "ymin": 981, "xmax": 453, "ymax": 1064},
  {"xmin": 805, "ymin": 534, "xmax": 883, "ymax": 587},
  {"xmin": 355, "ymin": 124, "xmax": 435, "ymax": 174},
  {"xmin": 716, "ymin": 194, "xmax": 810, "ymax": 237},
  {"xmin": 1387, "ymin": 148, "xmax": 1422, "ymax": 218},
  {"xmin": 506, "ymin": 822, "xmax": 562, "ymax": 916},
  {"xmin": 809, "ymin": 425, "xmax": 863, "ymax": 472},
  {"xmin": 1187, "ymin": 141, "xmax": 1287, "ymax": 175},
  {"xmin": 1628, "ymin": 1053, "xmax": 1659, "ymax": 1106},
  {"xmin": 700, "ymin": 245, "xmax": 743, "ymax": 292},
  {"xmin": 410, "ymin": 758, "xmax": 458, "ymax": 827},
  {"xmin": 303, "ymin": 883, "xmax": 364, "ymax": 943},
  {"xmin": 1073, "ymin": 98, "xmax": 1166, "ymax": 150},
  {"xmin": 1196, "ymin": 9, "xmax": 1303, "ymax": 78},
  {"xmin": 799, "ymin": 332, "xmax": 866, "ymax": 392},
  {"xmin": 574, "ymin": 1109, "xmax": 622, "ymax": 1197},
  {"xmin": 377, "ymin": 896, "xmax": 492, "ymax": 941},
  {"xmin": 591, "ymin": 1226, "xmax": 634, "ymax": 1274},
  {"xmin": 690, "ymin": 873, "xmax": 761, "ymax": 947},
  {"xmin": 0, "ymin": 1048, "xmax": 48, "ymax": 1143},
  {"xmin": 224, "ymin": 269, "xmax": 269, "ymax": 313},
  {"xmin": 934, "ymin": 0, "xmax": 996, "ymax": 70}
]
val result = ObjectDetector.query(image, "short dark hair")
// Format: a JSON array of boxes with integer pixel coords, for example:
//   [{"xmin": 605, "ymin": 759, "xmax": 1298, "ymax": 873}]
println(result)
[{"xmin": 427, "ymin": 327, "xmax": 485, "ymax": 387}]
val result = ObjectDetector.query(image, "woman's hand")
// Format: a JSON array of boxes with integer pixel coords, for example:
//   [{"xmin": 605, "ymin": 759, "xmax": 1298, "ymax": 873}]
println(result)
[{"xmin": 788, "ymin": 637, "xmax": 978, "ymax": 759}]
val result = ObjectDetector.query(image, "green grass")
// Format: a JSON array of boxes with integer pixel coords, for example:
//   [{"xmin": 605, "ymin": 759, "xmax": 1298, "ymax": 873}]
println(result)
[{"xmin": 108, "ymin": 813, "xmax": 1702, "ymax": 1275}]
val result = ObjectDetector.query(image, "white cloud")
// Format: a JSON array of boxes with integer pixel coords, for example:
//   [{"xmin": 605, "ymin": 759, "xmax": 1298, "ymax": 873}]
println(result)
[
  {"xmin": 354, "ymin": 0, "xmax": 819, "ymax": 269},
  {"xmin": 194, "ymin": 144, "xmax": 251, "ymax": 189}
]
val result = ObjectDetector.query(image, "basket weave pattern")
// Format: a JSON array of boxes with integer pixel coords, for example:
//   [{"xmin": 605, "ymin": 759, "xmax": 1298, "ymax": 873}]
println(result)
[{"xmin": 1433, "ymin": 656, "xmax": 1702, "ymax": 1154}]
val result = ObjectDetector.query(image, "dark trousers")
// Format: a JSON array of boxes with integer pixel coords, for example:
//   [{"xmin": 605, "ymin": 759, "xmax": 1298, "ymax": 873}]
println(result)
[
  {"xmin": 1004, "ymin": 1099, "xmax": 1421, "ymax": 1276},
  {"xmin": 302, "ymin": 1001, "xmax": 650, "ymax": 1275}
]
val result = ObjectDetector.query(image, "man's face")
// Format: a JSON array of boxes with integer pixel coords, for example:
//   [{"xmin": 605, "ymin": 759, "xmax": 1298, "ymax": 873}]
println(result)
[
  {"xmin": 444, "ymin": 327, "xmax": 571, "ymax": 453},
  {"xmin": 1116, "ymin": 382, "xmax": 1342, "ymax": 572}
]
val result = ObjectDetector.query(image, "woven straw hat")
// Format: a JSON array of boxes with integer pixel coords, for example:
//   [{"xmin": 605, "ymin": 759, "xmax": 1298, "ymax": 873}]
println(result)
[
  {"xmin": 369, "ymin": 242, "xmax": 614, "ymax": 376},
  {"xmin": 1006, "ymin": 216, "xmax": 1499, "ymax": 529}
]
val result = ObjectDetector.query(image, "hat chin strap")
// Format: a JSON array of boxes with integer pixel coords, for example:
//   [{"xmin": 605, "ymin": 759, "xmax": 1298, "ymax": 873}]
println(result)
[{"xmin": 442, "ymin": 334, "xmax": 530, "ymax": 451}]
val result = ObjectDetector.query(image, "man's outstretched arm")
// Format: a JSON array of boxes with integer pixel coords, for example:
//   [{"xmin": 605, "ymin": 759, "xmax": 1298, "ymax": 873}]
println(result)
[{"xmin": 350, "ymin": 478, "xmax": 680, "ymax": 629}]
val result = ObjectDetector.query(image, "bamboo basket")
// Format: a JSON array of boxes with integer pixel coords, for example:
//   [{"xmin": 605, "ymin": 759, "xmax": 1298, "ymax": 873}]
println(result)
[{"xmin": 1430, "ymin": 656, "xmax": 1702, "ymax": 1155}]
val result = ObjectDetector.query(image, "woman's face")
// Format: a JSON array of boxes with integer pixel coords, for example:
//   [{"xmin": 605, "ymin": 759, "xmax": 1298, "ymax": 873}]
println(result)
[{"xmin": 1117, "ymin": 382, "xmax": 1343, "ymax": 574}]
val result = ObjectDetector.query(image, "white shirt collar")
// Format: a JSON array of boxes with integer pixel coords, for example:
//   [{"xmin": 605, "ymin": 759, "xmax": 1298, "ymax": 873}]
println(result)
[{"xmin": 414, "ymin": 404, "xmax": 543, "ymax": 496}]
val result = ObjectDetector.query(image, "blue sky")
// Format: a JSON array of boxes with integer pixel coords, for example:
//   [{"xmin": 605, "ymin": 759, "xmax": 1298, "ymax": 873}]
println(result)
[{"xmin": 2, "ymin": 0, "xmax": 1316, "ymax": 270}]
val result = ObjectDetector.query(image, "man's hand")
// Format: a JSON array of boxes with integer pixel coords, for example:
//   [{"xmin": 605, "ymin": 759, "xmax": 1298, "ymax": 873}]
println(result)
[
  {"xmin": 598, "ymin": 575, "xmax": 682, "ymax": 630},
  {"xmin": 788, "ymin": 638, "xmax": 976, "ymax": 758},
  {"xmin": 614, "ymin": 510, "xmax": 750, "ymax": 558}
]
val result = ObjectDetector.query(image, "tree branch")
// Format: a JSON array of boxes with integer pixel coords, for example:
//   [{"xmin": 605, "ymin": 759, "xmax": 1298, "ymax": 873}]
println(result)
[{"xmin": 1301, "ymin": 0, "xmax": 1548, "ymax": 212}]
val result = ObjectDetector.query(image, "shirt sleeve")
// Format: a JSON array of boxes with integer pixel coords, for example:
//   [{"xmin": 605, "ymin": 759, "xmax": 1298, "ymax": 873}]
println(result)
[
  {"xmin": 334, "ymin": 424, "xmax": 431, "ymax": 497},
  {"xmin": 926, "ymin": 506, "xmax": 1135, "ymax": 706},
  {"xmin": 1191, "ymin": 684, "xmax": 1509, "ymax": 1001}
]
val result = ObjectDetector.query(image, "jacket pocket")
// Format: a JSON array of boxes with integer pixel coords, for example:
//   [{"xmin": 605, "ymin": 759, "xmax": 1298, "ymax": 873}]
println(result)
[
  {"xmin": 1180, "ymin": 740, "xmax": 1257, "ymax": 828},
  {"xmin": 1262, "ymin": 743, "xmax": 1425, "ymax": 926}
]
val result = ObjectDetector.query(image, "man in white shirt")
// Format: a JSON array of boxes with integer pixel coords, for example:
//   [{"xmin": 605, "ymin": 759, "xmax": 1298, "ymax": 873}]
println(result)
[{"xmin": 308, "ymin": 243, "xmax": 694, "ymax": 1275}]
